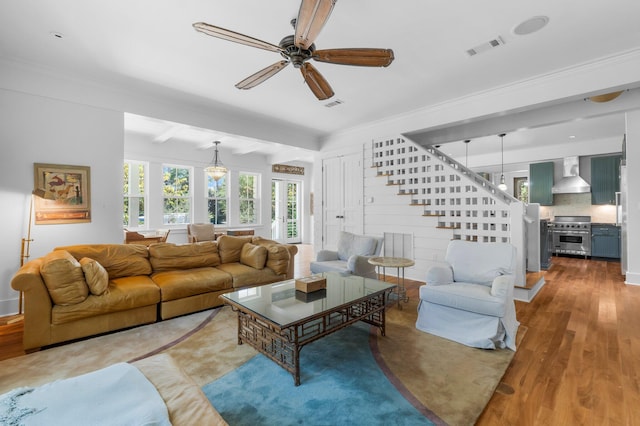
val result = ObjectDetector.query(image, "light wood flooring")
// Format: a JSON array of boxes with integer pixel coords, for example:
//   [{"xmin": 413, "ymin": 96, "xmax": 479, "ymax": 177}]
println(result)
[{"xmin": 2, "ymin": 245, "xmax": 638, "ymax": 425}]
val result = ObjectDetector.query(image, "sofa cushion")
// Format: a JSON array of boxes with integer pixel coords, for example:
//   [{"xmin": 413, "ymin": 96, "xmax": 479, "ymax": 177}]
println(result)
[
  {"xmin": 240, "ymin": 243, "xmax": 268, "ymax": 270},
  {"xmin": 52, "ymin": 276, "xmax": 160, "ymax": 325},
  {"xmin": 217, "ymin": 235, "xmax": 253, "ymax": 264},
  {"xmin": 419, "ymin": 282, "xmax": 506, "ymax": 317},
  {"xmin": 266, "ymin": 245, "xmax": 291, "ymax": 275},
  {"xmin": 151, "ymin": 267, "xmax": 232, "ymax": 301},
  {"xmin": 41, "ymin": 250, "xmax": 89, "ymax": 306},
  {"xmin": 149, "ymin": 242, "xmax": 220, "ymax": 272},
  {"xmin": 337, "ymin": 231, "xmax": 377, "ymax": 261},
  {"xmin": 216, "ymin": 263, "xmax": 281, "ymax": 288},
  {"xmin": 309, "ymin": 260, "xmax": 348, "ymax": 275},
  {"xmin": 56, "ymin": 244, "xmax": 152, "ymax": 279},
  {"xmin": 80, "ymin": 258, "xmax": 109, "ymax": 296}
]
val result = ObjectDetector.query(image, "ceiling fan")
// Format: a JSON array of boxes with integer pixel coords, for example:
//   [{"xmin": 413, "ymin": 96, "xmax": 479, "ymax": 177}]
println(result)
[{"xmin": 193, "ymin": 0, "xmax": 394, "ymax": 101}]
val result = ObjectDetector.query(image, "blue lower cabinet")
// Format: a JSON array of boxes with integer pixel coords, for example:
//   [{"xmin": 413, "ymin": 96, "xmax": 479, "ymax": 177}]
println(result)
[{"xmin": 591, "ymin": 224, "xmax": 621, "ymax": 258}]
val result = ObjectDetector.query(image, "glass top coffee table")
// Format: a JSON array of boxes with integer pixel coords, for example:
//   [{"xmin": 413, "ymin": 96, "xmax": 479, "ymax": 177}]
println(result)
[{"xmin": 220, "ymin": 272, "xmax": 395, "ymax": 386}]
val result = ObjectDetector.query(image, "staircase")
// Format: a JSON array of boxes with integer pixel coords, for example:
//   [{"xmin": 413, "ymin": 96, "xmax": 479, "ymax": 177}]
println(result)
[{"xmin": 368, "ymin": 136, "xmax": 528, "ymax": 289}]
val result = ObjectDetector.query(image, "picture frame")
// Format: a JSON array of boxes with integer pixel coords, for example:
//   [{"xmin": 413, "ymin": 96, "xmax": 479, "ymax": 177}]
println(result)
[{"xmin": 33, "ymin": 163, "xmax": 91, "ymax": 224}]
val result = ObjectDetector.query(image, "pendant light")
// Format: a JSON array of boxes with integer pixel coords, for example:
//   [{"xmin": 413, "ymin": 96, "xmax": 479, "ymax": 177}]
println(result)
[
  {"xmin": 497, "ymin": 133, "xmax": 508, "ymax": 191},
  {"xmin": 205, "ymin": 141, "xmax": 228, "ymax": 181},
  {"xmin": 464, "ymin": 139, "xmax": 470, "ymax": 168}
]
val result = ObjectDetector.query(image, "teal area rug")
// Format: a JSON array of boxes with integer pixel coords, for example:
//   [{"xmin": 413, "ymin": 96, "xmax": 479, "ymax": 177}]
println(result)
[{"xmin": 202, "ymin": 323, "xmax": 440, "ymax": 426}]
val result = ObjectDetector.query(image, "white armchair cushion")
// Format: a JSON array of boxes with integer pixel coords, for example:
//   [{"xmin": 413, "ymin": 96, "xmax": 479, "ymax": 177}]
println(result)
[
  {"xmin": 425, "ymin": 265, "xmax": 454, "ymax": 285},
  {"xmin": 315, "ymin": 250, "xmax": 339, "ymax": 262},
  {"xmin": 446, "ymin": 240, "xmax": 515, "ymax": 286},
  {"xmin": 337, "ymin": 231, "xmax": 377, "ymax": 261},
  {"xmin": 420, "ymin": 283, "xmax": 506, "ymax": 317},
  {"xmin": 490, "ymin": 275, "xmax": 512, "ymax": 299}
]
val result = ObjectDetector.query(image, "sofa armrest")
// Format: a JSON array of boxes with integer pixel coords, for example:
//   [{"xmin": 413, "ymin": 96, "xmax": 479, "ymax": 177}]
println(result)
[
  {"xmin": 316, "ymin": 250, "xmax": 339, "ymax": 262},
  {"xmin": 490, "ymin": 274, "xmax": 514, "ymax": 299},
  {"xmin": 346, "ymin": 255, "xmax": 377, "ymax": 278},
  {"xmin": 11, "ymin": 258, "xmax": 53, "ymax": 351},
  {"xmin": 425, "ymin": 265, "xmax": 454, "ymax": 286},
  {"xmin": 283, "ymin": 244, "xmax": 298, "ymax": 279}
]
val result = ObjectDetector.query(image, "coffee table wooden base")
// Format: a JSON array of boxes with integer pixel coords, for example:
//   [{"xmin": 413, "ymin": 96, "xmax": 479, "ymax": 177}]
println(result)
[{"xmin": 229, "ymin": 290, "xmax": 391, "ymax": 386}]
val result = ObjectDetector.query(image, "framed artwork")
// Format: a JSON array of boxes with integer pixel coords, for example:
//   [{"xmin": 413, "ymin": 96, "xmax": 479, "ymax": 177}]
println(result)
[{"xmin": 33, "ymin": 163, "xmax": 91, "ymax": 224}]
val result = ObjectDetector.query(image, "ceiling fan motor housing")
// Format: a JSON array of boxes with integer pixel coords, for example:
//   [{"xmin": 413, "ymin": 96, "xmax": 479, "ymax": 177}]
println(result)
[{"xmin": 279, "ymin": 35, "xmax": 315, "ymax": 68}]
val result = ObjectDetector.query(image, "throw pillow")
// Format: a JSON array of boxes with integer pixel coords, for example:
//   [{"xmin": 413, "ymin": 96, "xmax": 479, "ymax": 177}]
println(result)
[
  {"xmin": 240, "ymin": 243, "xmax": 268, "ymax": 270},
  {"xmin": 80, "ymin": 257, "xmax": 109, "ymax": 295},
  {"xmin": 217, "ymin": 235, "xmax": 253, "ymax": 264},
  {"xmin": 40, "ymin": 250, "xmax": 89, "ymax": 306},
  {"xmin": 265, "ymin": 245, "xmax": 290, "ymax": 275}
]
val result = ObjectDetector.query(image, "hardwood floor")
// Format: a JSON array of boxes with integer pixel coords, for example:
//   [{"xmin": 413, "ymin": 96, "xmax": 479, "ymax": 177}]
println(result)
[{"xmin": 2, "ymin": 248, "xmax": 638, "ymax": 424}]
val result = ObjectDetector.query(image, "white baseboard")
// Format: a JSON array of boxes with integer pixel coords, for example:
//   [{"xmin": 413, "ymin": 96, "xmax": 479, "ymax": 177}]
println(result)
[{"xmin": 514, "ymin": 276, "xmax": 545, "ymax": 303}]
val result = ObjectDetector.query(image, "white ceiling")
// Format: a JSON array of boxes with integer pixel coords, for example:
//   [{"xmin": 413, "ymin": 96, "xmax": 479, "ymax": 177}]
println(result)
[{"xmin": 2, "ymin": 0, "xmax": 639, "ymax": 162}]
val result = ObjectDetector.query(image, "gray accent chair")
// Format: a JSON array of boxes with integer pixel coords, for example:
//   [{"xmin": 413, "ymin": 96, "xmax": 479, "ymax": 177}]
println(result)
[
  {"xmin": 416, "ymin": 240, "xmax": 519, "ymax": 350},
  {"xmin": 310, "ymin": 231, "xmax": 383, "ymax": 279}
]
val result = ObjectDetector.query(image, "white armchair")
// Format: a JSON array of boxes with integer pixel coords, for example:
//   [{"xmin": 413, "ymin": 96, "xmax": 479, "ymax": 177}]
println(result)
[
  {"xmin": 416, "ymin": 240, "xmax": 519, "ymax": 350},
  {"xmin": 309, "ymin": 231, "xmax": 383, "ymax": 279}
]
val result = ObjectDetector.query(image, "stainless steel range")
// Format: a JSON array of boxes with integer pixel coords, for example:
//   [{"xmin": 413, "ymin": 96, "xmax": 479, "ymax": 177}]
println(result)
[{"xmin": 550, "ymin": 215, "xmax": 591, "ymax": 257}]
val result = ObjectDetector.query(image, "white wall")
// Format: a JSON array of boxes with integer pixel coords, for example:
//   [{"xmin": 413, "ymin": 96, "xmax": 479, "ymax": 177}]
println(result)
[
  {"xmin": 0, "ymin": 89, "xmax": 124, "ymax": 315},
  {"xmin": 625, "ymin": 110, "xmax": 640, "ymax": 285}
]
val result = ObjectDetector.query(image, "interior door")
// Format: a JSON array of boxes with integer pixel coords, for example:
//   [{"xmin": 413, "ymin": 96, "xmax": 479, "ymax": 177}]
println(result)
[
  {"xmin": 271, "ymin": 179, "xmax": 302, "ymax": 244},
  {"xmin": 322, "ymin": 154, "xmax": 363, "ymax": 250}
]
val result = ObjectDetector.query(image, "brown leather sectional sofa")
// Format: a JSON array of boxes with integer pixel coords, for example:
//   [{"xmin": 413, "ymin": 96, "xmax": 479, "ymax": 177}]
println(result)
[{"xmin": 11, "ymin": 235, "xmax": 298, "ymax": 351}]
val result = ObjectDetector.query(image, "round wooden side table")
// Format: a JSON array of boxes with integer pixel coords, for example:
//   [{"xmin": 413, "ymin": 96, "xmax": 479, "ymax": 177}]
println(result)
[{"xmin": 368, "ymin": 256, "xmax": 415, "ymax": 309}]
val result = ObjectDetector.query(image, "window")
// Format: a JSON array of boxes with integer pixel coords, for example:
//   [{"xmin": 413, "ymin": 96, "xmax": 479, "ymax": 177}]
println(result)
[
  {"xmin": 123, "ymin": 160, "xmax": 147, "ymax": 228},
  {"xmin": 207, "ymin": 174, "xmax": 228, "ymax": 225},
  {"xmin": 238, "ymin": 172, "xmax": 259, "ymax": 224},
  {"xmin": 163, "ymin": 165, "xmax": 191, "ymax": 224},
  {"xmin": 514, "ymin": 177, "xmax": 529, "ymax": 203}
]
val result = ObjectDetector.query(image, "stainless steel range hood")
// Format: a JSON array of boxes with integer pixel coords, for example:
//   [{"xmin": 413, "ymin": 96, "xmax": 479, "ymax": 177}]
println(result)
[{"xmin": 551, "ymin": 156, "xmax": 591, "ymax": 194}]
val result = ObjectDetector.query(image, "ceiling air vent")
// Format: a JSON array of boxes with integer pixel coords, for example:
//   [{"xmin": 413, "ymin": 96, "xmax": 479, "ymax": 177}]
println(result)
[
  {"xmin": 324, "ymin": 99, "xmax": 344, "ymax": 108},
  {"xmin": 466, "ymin": 36, "xmax": 505, "ymax": 57}
]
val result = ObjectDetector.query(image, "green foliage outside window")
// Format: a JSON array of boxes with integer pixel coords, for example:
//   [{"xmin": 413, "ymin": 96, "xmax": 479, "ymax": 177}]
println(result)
[
  {"xmin": 207, "ymin": 175, "xmax": 227, "ymax": 224},
  {"xmin": 287, "ymin": 182, "xmax": 298, "ymax": 238},
  {"xmin": 163, "ymin": 165, "xmax": 191, "ymax": 224},
  {"xmin": 514, "ymin": 177, "xmax": 529, "ymax": 203},
  {"xmin": 239, "ymin": 173, "xmax": 258, "ymax": 224},
  {"xmin": 123, "ymin": 161, "xmax": 146, "ymax": 227}
]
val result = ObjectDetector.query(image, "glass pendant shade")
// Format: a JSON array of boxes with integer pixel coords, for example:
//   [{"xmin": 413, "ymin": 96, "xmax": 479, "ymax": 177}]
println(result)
[
  {"xmin": 205, "ymin": 141, "xmax": 227, "ymax": 181},
  {"xmin": 498, "ymin": 174, "xmax": 508, "ymax": 191},
  {"xmin": 497, "ymin": 133, "xmax": 508, "ymax": 191}
]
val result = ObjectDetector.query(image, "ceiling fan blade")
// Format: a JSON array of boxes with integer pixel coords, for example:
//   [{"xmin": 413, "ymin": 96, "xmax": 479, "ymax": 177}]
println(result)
[
  {"xmin": 295, "ymin": 0, "xmax": 337, "ymax": 50},
  {"xmin": 193, "ymin": 22, "xmax": 285, "ymax": 53},
  {"xmin": 301, "ymin": 62, "xmax": 334, "ymax": 100},
  {"xmin": 313, "ymin": 48, "xmax": 395, "ymax": 67},
  {"xmin": 235, "ymin": 60, "xmax": 290, "ymax": 90}
]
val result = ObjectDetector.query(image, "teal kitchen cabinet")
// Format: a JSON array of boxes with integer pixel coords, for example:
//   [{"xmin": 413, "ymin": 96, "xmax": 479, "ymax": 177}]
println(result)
[
  {"xmin": 591, "ymin": 155, "xmax": 621, "ymax": 205},
  {"xmin": 529, "ymin": 162, "xmax": 554, "ymax": 205},
  {"xmin": 591, "ymin": 224, "xmax": 621, "ymax": 258}
]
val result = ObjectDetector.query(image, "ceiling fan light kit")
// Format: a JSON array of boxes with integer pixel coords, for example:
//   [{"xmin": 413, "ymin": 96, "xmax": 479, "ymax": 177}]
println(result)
[{"xmin": 193, "ymin": 0, "xmax": 394, "ymax": 101}]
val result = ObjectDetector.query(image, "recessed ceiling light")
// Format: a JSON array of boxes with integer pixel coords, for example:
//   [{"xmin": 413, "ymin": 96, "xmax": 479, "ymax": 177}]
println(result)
[
  {"xmin": 50, "ymin": 31, "xmax": 64, "ymax": 39},
  {"xmin": 513, "ymin": 16, "xmax": 549, "ymax": 36}
]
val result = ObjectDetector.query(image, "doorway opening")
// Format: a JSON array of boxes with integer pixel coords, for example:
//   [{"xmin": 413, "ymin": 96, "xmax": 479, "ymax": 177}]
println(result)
[{"xmin": 271, "ymin": 179, "xmax": 302, "ymax": 243}]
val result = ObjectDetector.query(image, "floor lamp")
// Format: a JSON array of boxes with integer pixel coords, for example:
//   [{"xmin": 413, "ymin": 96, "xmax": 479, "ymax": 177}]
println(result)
[{"xmin": 3, "ymin": 189, "xmax": 54, "ymax": 324}]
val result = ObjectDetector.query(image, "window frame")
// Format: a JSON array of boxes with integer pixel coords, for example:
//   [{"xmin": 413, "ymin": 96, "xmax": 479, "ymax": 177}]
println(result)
[
  {"xmin": 123, "ymin": 160, "xmax": 148, "ymax": 229},
  {"xmin": 162, "ymin": 163, "xmax": 193, "ymax": 225},
  {"xmin": 238, "ymin": 171, "xmax": 261, "ymax": 225},
  {"xmin": 206, "ymin": 173, "xmax": 228, "ymax": 225}
]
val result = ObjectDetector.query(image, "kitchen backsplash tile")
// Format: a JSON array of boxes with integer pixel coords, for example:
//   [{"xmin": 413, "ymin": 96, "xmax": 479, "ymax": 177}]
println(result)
[{"xmin": 539, "ymin": 193, "xmax": 617, "ymax": 223}]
